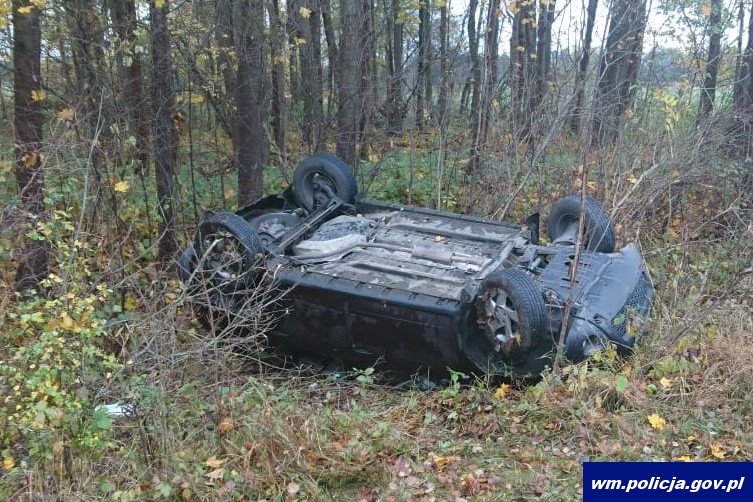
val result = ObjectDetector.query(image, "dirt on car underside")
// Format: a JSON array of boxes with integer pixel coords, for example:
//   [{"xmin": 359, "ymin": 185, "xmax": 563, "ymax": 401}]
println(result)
[{"xmin": 300, "ymin": 207, "xmax": 524, "ymax": 299}]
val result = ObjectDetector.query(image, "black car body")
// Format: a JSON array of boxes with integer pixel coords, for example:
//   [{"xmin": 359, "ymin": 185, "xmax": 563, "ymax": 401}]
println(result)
[{"xmin": 179, "ymin": 154, "xmax": 654, "ymax": 378}]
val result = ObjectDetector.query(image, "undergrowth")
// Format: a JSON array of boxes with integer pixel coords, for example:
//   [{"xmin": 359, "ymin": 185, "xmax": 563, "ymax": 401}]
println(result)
[{"xmin": 2, "ymin": 124, "xmax": 753, "ymax": 500}]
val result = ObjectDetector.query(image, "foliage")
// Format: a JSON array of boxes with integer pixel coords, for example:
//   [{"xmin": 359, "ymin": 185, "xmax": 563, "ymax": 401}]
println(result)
[{"xmin": 0, "ymin": 213, "xmax": 123, "ymax": 473}]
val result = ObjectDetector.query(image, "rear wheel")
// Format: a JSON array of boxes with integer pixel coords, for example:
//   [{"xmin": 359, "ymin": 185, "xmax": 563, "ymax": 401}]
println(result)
[
  {"xmin": 293, "ymin": 153, "xmax": 358, "ymax": 211},
  {"xmin": 548, "ymin": 195, "xmax": 616, "ymax": 253}
]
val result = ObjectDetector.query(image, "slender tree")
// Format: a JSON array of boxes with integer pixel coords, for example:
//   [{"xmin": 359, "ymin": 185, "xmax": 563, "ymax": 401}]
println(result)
[
  {"xmin": 698, "ymin": 0, "xmax": 723, "ymax": 121},
  {"xmin": 569, "ymin": 0, "xmax": 598, "ymax": 133},
  {"xmin": 13, "ymin": 0, "xmax": 49, "ymax": 289},
  {"xmin": 468, "ymin": 0, "xmax": 500, "ymax": 174},
  {"xmin": 150, "ymin": 0, "xmax": 179, "ymax": 260},
  {"xmin": 233, "ymin": 0, "xmax": 269, "ymax": 204},
  {"xmin": 293, "ymin": 0, "xmax": 324, "ymax": 149},
  {"xmin": 508, "ymin": 0, "xmax": 536, "ymax": 138},
  {"xmin": 415, "ymin": 0, "xmax": 432, "ymax": 129},
  {"xmin": 336, "ymin": 0, "xmax": 364, "ymax": 166},
  {"xmin": 268, "ymin": 0, "xmax": 289, "ymax": 162},
  {"xmin": 386, "ymin": 0, "xmax": 405, "ymax": 134},
  {"xmin": 110, "ymin": 0, "xmax": 151, "ymax": 174},
  {"xmin": 591, "ymin": 0, "xmax": 648, "ymax": 145},
  {"xmin": 436, "ymin": 0, "xmax": 450, "ymax": 125}
]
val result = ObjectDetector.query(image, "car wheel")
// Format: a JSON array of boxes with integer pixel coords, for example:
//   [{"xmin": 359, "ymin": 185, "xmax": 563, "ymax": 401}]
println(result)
[
  {"xmin": 479, "ymin": 269, "xmax": 547, "ymax": 354},
  {"xmin": 193, "ymin": 212, "xmax": 267, "ymax": 307},
  {"xmin": 547, "ymin": 195, "xmax": 616, "ymax": 253},
  {"xmin": 293, "ymin": 153, "xmax": 358, "ymax": 211}
]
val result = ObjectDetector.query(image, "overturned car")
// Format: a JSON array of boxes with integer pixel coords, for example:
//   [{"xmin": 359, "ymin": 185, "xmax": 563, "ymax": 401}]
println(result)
[{"xmin": 179, "ymin": 153, "xmax": 654, "ymax": 378}]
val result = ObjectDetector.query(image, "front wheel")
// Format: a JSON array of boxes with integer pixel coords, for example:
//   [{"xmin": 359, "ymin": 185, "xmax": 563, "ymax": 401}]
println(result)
[
  {"xmin": 193, "ymin": 212, "xmax": 267, "ymax": 310},
  {"xmin": 292, "ymin": 153, "xmax": 358, "ymax": 211}
]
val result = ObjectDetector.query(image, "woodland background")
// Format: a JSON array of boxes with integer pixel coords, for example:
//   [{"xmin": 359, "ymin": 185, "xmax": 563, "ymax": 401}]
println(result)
[{"xmin": 1, "ymin": 0, "xmax": 753, "ymax": 500}]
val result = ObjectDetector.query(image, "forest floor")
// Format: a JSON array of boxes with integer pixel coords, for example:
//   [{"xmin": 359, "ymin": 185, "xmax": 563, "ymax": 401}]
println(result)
[{"xmin": 2, "ymin": 142, "xmax": 753, "ymax": 500}]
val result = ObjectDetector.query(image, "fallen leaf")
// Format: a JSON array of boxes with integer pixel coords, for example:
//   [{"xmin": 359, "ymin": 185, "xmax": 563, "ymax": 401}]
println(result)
[
  {"xmin": 3, "ymin": 457, "xmax": 15, "ymax": 470},
  {"xmin": 57, "ymin": 108, "xmax": 75, "ymax": 122},
  {"xmin": 286, "ymin": 482, "xmax": 300, "ymax": 496},
  {"xmin": 461, "ymin": 473, "xmax": 481, "ymax": 495},
  {"xmin": 647, "ymin": 414, "xmax": 666, "ymax": 431},
  {"xmin": 710, "ymin": 443, "xmax": 726, "ymax": 459},
  {"xmin": 659, "ymin": 377, "xmax": 672, "ymax": 389},
  {"xmin": 204, "ymin": 455, "xmax": 225, "ymax": 469},
  {"xmin": 31, "ymin": 89, "xmax": 45, "ymax": 102},
  {"xmin": 676, "ymin": 455, "xmax": 692, "ymax": 462},
  {"xmin": 493, "ymin": 383, "xmax": 510, "ymax": 399},
  {"xmin": 155, "ymin": 0, "xmax": 166, "ymax": 9},
  {"xmin": 204, "ymin": 468, "xmax": 224, "ymax": 481},
  {"xmin": 299, "ymin": 6, "xmax": 311, "ymax": 18},
  {"xmin": 218, "ymin": 417, "xmax": 235, "ymax": 434},
  {"xmin": 430, "ymin": 454, "xmax": 454, "ymax": 472}
]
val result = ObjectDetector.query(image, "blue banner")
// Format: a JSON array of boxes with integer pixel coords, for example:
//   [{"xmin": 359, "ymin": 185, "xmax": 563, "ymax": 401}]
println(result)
[{"xmin": 583, "ymin": 462, "xmax": 752, "ymax": 501}]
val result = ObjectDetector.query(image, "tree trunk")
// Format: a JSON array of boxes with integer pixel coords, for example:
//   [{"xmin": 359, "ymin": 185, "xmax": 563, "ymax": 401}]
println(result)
[
  {"xmin": 436, "ymin": 1, "xmax": 450, "ymax": 126},
  {"xmin": 268, "ymin": 0, "xmax": 289, "ymax": 162},
  {"xmin": 336, "ymin": 1, "xmax": 363, "ymax": 166},
  {"xmin": 508, "ymin": 0, "xmax": 537, "ymax": 138},
  {"xmin": 358, "ymin": 0, "xmax": 376, "ymax": 159},
  {"xmin": 415, "ymin": 0, "xmax": 431, "ymax": 129},
  {"xmin": 216, "ymin": 0, "xmax": 236, "ymax": 131},
  {"xmin": 591, "ymin": 0, "xmax": 647, "ymax": 145},
  {"xmin": 65, "ymin": 0, "xmax": 113, "ymax": 184},
  {"xmin": 386, "ymin": 0, "xmax": 405, "ymax": 134},
  {"xmin": 533, "ymin": 0, "xmax": 555, "ymax": 112},
  {"xmin": 468, "ymin": 0, "xmax": 500, "ymax": 174},
  {"xmin": 13, "ymin": 0, "xmax": 49, "ymax": 290},
  {"xmin": 730, "ymin": 1, "xmax": 753, "ymax": 165},
  {"xmin": 233, "ymin": 0, "xmax": 269, "ymax": 205},
  {"xmin": 467, "ymin": 0, "xmax": 481, "ymax": 125},
  {"xmin": 569, "ymin": 0, "xmax": 598, "ymax": 133},
  {"xmin": 320, "ymin": 0, "xmax": 338, "ymax": 110},
  {"xmin": 293, "ymin": 0, "xmax": 324, "ymax": 149},
  {"xmin": 110, "ymin": 0, "xmax": 150, "ymax": 174},
  {"xmin": 150, "ymin": 0, "xmax": 179, "ymax": 260},
  {"xmin": 698, "ymin": 0, "xmax": 722, "ymax": 121}
]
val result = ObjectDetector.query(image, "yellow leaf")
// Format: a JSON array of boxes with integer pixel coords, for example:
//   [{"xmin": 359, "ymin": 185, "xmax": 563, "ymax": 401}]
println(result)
[
  {"xmin": 113, "ymin": 180, "xmax": 130, "ymax": 193},
  {"xmin": 57, "ymin": 108, "xmax": 75, "ymax": 122},
  {"xmin": 647, "ymin": 414, "xmax": 666, "ymax": 431},
  {"xmin": 295, "ymin": 36, "xmax": 307, "ymax": 46},
  {"xmin": 299, "ymin": 6, "xmax": 311, "ymax": 19},
  {"xmin": 2, "ymin": 457, "xmax": 15, "ymax": 470},
  {"xmin": 676, "ymin": 455, "xmax": 692, "ymax": 462},
  {"xmin": 61, "ymin": 313, "xmax": 75, "ymax": 330},
  {"xmin": 17, "ymin": 6, "xmax": 33, "ymax": 14},
  {"xmin": 205, "ymin": 468, "xmax": 225, "ymax": 480},
  {"xmin": 155, "ymin": 0, "xmax": 165, "ymax": 8},
  {"xmin": 204, "ymin": 455, "xmax": 225, "ymax": 469},
  {"xmin": 430, "ymin": 454, "xmax": 454, "ymax": 471},
  {"xmin": 700, "ymin": 4, "xmax": 712, "ymax": 17},
  {"xmin": 659, "ymin": 377, "xmax": 672, "ymax": 389},
  {"xmin": 31, "ymin": 89, "xmax": 45, "ymax": 102},
  {"xmin": 494, "ymin": 383, "xmax": 510, "ymax": 399},
  {"xmin": 710, "ymin": 443, "xmax": 726, "ymax": 459},
  {"xmin": 218, "ymin": 417, "xmax": 235, "ymax": 434},
  {"xmin": 22, "ymin": 150, "xmax": 39, "ymax": 168}
]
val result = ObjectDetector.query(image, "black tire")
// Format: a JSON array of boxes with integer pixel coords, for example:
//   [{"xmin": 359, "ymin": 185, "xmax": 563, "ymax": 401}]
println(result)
[
  {"xmin": 193, "ymin": 212, "xmax": 267, "ymax": 301},
  {"xmin": 293, "ymin": 153, "xmax": 358, "ymax": 211},
  {"xmin": 476, "ymin": 270, "xmax": 551, "ymax": 378},
  {"xmin": 177, "ymin": 246, "xmax": 197, "ymax": 284},
  {"xmin": 548, "ymin": 195, "xmax": 616, "ymax": 253}
]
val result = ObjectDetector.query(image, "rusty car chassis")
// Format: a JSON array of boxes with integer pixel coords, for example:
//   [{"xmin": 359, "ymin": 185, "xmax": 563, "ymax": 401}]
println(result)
[{"xmin": 179, "ymin": 153, "xmax": 654, "ymax": 378}]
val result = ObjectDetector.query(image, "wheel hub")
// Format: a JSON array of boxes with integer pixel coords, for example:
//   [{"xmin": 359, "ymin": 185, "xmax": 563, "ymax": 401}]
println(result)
[{"xmin": 481, "ymin": 287, "xmax": 523, "ymax": 353}]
